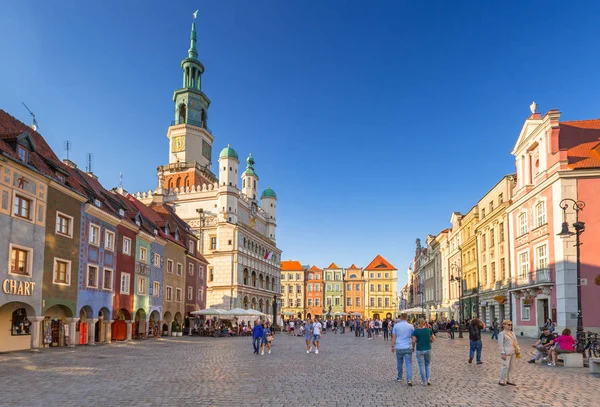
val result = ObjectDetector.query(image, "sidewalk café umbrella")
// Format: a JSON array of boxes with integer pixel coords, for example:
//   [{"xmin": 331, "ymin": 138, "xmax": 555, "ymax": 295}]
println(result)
[
  {"xmin": 244, "ymin": 309, "xmax": 266, "ymax": 317},
  {"xmin": 348, "ymin": 312, "xmax": 363, "ymax": 316},
  {"xmin": 225, "ymin": 308, "xmax": 253, "ymax": 317},
  {"xmin": 190, "ymin": 308, "xmax": 227, "ymax": 316},
  {"xmin": 282, "ymin": 311, "xmax": 295, "ymax": 316},
  {"xmin": 401, "ymin": 307, "xmax": 425, "ymax": 314},
  {"xmin": 335, "ymin": 312, "xmax": 348, "ymax": 316}
]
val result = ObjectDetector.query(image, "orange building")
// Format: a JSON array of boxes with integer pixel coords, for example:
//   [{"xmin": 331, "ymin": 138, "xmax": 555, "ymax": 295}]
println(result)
[
  {"xmin": 305, "ymin": 265, "xmax": 323, "ymax": 319},
  {"xmin": 344, "ymin": 264, "xmax": 365, "ymax": 316}
]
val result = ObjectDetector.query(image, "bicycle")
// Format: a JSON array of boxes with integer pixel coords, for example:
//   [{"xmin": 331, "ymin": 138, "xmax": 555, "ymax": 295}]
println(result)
[{"xmin": 576, "ymin": 331, "xmax": 600, "ymax": 358}]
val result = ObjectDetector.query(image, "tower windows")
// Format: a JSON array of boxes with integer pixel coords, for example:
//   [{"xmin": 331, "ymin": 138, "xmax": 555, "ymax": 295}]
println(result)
[{"xmin": 178, "ymin": 103, "xmax": 187, "ymax": 125}]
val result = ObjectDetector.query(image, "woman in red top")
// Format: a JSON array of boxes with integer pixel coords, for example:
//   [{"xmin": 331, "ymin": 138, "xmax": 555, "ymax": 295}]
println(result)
[{"xmin": 547, "ymin": 328, "xmax": 576, "ymax": 366}]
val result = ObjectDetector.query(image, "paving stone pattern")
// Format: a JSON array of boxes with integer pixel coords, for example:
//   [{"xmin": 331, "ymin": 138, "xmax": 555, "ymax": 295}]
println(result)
[{"xmin": 0, "ymin": 330, "xmax": 598, "ymax": 406}]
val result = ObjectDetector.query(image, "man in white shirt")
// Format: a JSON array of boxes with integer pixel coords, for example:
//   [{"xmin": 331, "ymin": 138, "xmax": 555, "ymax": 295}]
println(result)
[
  {"xmin": 391, "ymin": 313, "xmax": 415, "ymax": 386},
  {"xmin": 289, "ymin": 320, "xmax": 295, "ymax": 336},
  {"xmin": 312, "ymin": 317, "xmax": 323, "ymax": 354}
]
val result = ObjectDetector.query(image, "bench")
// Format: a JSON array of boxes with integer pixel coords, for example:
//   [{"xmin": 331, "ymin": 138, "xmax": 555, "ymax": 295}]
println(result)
[
  {"xmin": 557, "ymin": 352, "xmax": 583, "ymax": 367},
  {"xmin": 589, "ymin": 357, "xmax": 600, "ymax": 374}
]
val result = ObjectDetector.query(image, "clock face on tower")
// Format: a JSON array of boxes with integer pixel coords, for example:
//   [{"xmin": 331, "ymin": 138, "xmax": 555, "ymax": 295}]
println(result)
[{"xmin": 172, "ymin": 136, "xmax": 185, "ymax": 153}]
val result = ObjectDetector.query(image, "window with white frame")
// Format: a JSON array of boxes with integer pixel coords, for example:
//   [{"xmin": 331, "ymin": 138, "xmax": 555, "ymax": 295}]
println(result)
[
  {"xmin": 378, "ymin": 298, "xmax": 382, "ymax": 307},
  {"xmin": 120, "ymin": 273, "xmax": 130, "ymax": 294},
  {"xmin": 347, "ymin": 297, "xmax": 352, "ymax": 306},
  {"xmin": 308, "ymin": 298, "xmax": 313, "ymax": 307},
  {"xmin": 334, "ymin": 297, "xmax": 340, "ymax": 306},
  {"xmin": 288, "ymin": 299, "xmax": 293, "ymax": 307},
  {"xmin": 103, "ymin": 268, "xmax": 113, "ymax": 290},
  {"xmin": 139, "ymin": 246, "xmax": 147, "ymax": 262},
  {"xmin": 177, "ymin": 263, "xmax": 183, "ymax": 276},
  {"xmin": 519, "ymin": 251, "xmax": 529, "ymax": 280},
  {"xmin": 356, "ymin": 297, "xmax": 361, "ymax": 306},
  {"xmin": 370, "ymin": 284, "xmax": 375, "ymax": 292},
  {"xmin": 87, "ymin": 265, "xmax": 98, "ymax": 288},
  {"xmin": 188, "ymin": 240, "xmax": 195, "ymax": 254},
  {"xmin": 521, "ymin": 302, "xmax": 531, "ymax": 320},
  {"xmin": 326, "ymin": 297, "xmax": 332, "ymax": 306},
  {"xmin": 53, "ymin": 258, "xmax": 71, "ymax": 285},
  {"xmin": 296, "ymin": 298, "xmax": 301, "ymax": 307},
  {"xmin": 56, "ymin": 212, "xmax": 73, "ymax": 237},
  {"xmin": 518, "ymin": 212, "xmax": 528, "ymax": 236},
  {"xmin": 188, "ymin": 286, "xmax": 193, "ymax": 300},
  {"xmin": 167, "ymin": 259, "xmax": 174, "ymax": 273},
  {"xmin": 137, "ymin": 277, "xmax": 146, "ymax": 294},
  {"xmin": 537, "ymin": 245, "xmax": 548, "ymax": 270},
  {"xmin": 385, "ymin": 297, "xmax": 390, "ymax": 307},
  {"xmin": 315, "ymin": 298, "xmax": 321, "ymax": 306},
  {"xmin": 188, "ymin": 263, "xmax": 194, "ymax": 276},
  {"xmin": 385, "ymin": 283, "xmax": 390, "ymax": 292},
  {"xmin": 334, "ymin": 284, "xmax": 340, "ymax": 291},
  {"xmin": 307, "ymin": 283, "xmax": 313, "ymax": 292},
  {"xmin": 105, "ymin": 230, "xmax": 115, "ymax": 251},
  {"xmin": 176, "ymin": 288, "xmax": 182, "ymax": 302},
  {"xmin": 152, "ymin": 281, "xmax": 160, "ymax": 297},
  {"xmin": 9, "ymin": 245, "xmax": 32, "ymax": 276},
  {"xmin": 123, "ymin": 237, "xmax": 131, "ymax": 255},
  {"xmin": 13, "ymin": 194, "xmax": 32, "ymax": 220},
  {"xmin": 536, "ymin": 201, "xmax": 546, "ymax": 227},
  {"xmin": 198, "ymin": 288, "xmax": 203, "ymax": 302},
  {"xmin": 89, "ymin": 224, "xmax": 100, "ymax": 246},
  {"xmin": 153, "ymin": 253, "xmax": 160, "ymax": 267},
  {"xmin": 296, "ymin": 285, "xmax": 301, "ymax": 293},
  {"xmin": 370, "ymin": 297, "xmax": 375, "ymax": 307},
  {"xmin": 280, "ymin": 286, "xmax": 284, "ymax": 294},
  {"xmin": 166, "ymin": 286, "xmax": 173, "ymax": 301}
]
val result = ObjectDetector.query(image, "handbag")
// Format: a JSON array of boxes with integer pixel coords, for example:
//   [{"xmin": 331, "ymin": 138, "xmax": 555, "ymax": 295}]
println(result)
[{"xmin": 267, "ymin": 334, "xmax": 274, "ymax": 342}]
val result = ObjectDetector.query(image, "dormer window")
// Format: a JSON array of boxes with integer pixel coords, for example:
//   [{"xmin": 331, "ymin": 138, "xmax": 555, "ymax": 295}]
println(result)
[
  {"xmin": 94, "ymin": 199, "xmax": 101, "ymax": 208},
  {"xmin": 174, "ymin": 228, "xmax": 180, "ymax": 240},
  {"xmin": 56, "ymin": 173, "xmax": 65, "ymax": 183},
  {"xmin": 153, "ymin": 229, "xmax": 158, "ymax": 235},
  {"xmin": 16, "ymin": 145, "xmax": 28, "ymax": 163},
  {"xmin": 118, "ymin": 209, "xmax": 125, "ymax": 216},
  {"xmin": 165, "ymin": 222, "xmax": 170, "ymax": 236}
]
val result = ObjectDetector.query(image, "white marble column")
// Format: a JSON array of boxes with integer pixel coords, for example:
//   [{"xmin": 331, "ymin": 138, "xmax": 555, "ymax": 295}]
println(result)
[
  {"xmin": 125, "ymin": 320, "xmax": 133, "ymax": 341},
  {"xmin": 66, "ymin": 317, "xmax": 80, "ymax": 347},
  {"xmin": 88, "ymin": 319, "xmax": 98, "ymax": 345},
  {"xmin": 30, "ymin": 316, "xmax": 45, "ymax": 352},
  {"xmin": 104, "ymin": 320, "xmax": 114, "ymax": 344}
]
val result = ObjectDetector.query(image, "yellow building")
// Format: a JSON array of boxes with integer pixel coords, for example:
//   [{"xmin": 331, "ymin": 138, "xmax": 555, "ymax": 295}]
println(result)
[
  {"xmin": 364, "ymin": 255, "xmax": 397, "ymax": 319},
  {"xmin": 459, "ymin": 206, "xmax": 479, "ymax": 319},
  {"xmin": 280, "ymin": 260, "xmax": 304, "ymax": 319}
]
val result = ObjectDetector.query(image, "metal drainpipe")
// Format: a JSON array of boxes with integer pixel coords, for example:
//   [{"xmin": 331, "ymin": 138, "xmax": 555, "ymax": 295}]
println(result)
[{"xmin": 230, "ymin": 228, "xmax": 236, "ymax": 309}]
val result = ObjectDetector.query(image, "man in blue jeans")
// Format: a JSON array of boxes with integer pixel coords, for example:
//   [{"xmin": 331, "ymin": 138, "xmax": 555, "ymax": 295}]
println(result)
[
  {"xmin": 252, "ymin": 320, "xmax": 264, "ymax": 355},
  {"xmin": 468, "ymin": 317, "xmax": 485, "ymax": 364},
  {"xmin": 391, "ymin": 313, "xmax": 414, "ymax": 386}
]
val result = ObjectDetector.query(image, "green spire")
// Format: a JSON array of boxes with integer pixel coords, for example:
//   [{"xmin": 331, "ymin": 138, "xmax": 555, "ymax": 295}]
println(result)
[
  {"xmin": 188, "ymin": 22, "xmax": 198, "ymax": 59},
  {"xmin": 243, "ymin": 153, "xmax": 259, "ymax": 178}
]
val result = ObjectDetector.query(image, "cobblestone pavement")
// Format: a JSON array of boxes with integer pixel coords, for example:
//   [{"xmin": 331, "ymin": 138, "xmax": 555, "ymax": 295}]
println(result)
[{"xmin": 0, "ymin": 329, "xmax": 598, "ymax": 406}]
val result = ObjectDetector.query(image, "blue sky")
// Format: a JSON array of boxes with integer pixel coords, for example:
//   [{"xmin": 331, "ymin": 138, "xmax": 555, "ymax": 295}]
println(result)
[{"xmin": 2, "ymin": 1, "xmax": 600, "ymax": 289}]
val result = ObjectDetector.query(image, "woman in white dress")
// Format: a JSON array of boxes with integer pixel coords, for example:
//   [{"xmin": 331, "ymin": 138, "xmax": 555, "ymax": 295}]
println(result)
[{"xmin": 498, "ymin": 320, "xmax": 521, "ymax": 386}]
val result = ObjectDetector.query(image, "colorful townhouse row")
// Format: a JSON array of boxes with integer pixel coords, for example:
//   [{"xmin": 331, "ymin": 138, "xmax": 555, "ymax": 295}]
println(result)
[
  {"xmin": 279, "ymin": 255, "xmax": 398, "ymax": 320},
  {"xmin": 0, "ymin": 110, "xmax": 208, "ymax": 352},
  {"xmin": 408, "ymin": 103, "xmax": 600, "ymax": 337}
]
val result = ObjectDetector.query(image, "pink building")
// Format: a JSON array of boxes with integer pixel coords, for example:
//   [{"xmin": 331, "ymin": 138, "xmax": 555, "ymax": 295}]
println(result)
[{"xmin": 507, "ymin": 103, "xmax": 600, "ymax": 336}]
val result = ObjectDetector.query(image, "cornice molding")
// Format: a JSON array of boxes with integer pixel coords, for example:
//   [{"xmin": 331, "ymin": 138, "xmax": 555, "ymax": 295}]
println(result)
[{"xmin": 85, "ymin": 204, "xmax": 120, "ymax": 226}]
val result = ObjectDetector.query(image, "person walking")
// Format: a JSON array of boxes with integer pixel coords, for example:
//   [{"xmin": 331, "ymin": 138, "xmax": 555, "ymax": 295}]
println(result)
[
  {"xmin": 468, "ymin": 317, "xmax": 485, "ymax": 364},
  {"xmin": 491, "ymin": 318, "xmax": 500, "ymax": 340},
  {"xmin": 252, "ymin": 320, "xmax": 264, "ymax": 355},
  {"xmin": 261, "ymin": 322, "xmax": 274, "ymax": 355},
  {"xmin": 312, "ymin": 317, "xmax": 323, "ymax": 354},
  {"xmin": 498, "ymin": 320, "xmax": 520, "ymax": 386},
  {"xmin": 391, "ymin": 313, "xmax": 415, "ymax": 386},
  {"xmin": 449, "ymin": 319, "xmax": 456, "ymax": 340},
  {"xmin": 412, "ymin": 318, "xmax": 434, "ymax": 386},
  {"xmin": 305, "ymin": 318, "xmax": 314, "ymax": 353},
  {"xmin": 382, "ymin": 318, "xmax": 390, "ymax": 341}
]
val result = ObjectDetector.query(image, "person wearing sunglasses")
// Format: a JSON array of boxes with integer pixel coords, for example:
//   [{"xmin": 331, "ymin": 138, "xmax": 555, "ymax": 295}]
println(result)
[{"xmin": 497, "ymin": 320, "xmax": 520, "ymax": 386}]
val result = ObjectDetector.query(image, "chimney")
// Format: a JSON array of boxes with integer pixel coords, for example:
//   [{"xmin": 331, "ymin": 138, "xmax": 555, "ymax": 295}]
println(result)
[{"xmin": 63, "ymin": 159, "xmax": 77, "ymax": 169}]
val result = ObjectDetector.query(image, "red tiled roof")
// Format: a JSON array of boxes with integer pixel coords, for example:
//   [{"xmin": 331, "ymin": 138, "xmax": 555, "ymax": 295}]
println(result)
[
  {"xmin": 326, "ymin": 262, "xmax": 340, "ymax": 269},
  {"xmin": 281, "ymin": 260, "xmax": 303, "ymax": 271},
  {"xmin": 308, "ymin": 265, "xmax": 321, "ymax": 271},
  {"xmin": 347, "ymin": 264, "xmax": 360, "ymax": 269},
  {"xmin": 559, "ymin": 120, "xmax": 600, "ymax": 150},
  {"xmin": 364, "ymin": 255, "xmax": 396, "ymax": 271}
]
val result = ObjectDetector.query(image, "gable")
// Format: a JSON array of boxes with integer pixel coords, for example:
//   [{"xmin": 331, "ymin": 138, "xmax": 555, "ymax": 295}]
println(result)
[{"xmin": 365, "ymin": 255, "xmax": 396, "ymax": 271}]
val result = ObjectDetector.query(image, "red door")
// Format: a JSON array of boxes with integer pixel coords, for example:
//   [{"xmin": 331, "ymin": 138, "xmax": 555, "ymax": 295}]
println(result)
[
  {"xmin": 112, "ymin": 320, "xmax": 126, "ymax": 341},
  {"xmin": 79, "ymin": 322, "xmax": 88, "ymax": 345}
]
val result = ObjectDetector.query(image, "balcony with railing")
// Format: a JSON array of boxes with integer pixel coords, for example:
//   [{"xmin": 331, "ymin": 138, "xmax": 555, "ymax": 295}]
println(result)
[{"xmin": 514, "ymin": 268, "xmax": 553, "ymax": 288}]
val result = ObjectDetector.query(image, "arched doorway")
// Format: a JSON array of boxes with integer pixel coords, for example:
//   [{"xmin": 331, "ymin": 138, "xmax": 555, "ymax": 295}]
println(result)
[
  {"xmin": 78, "ymin": 306, "xmax": 94, "ymax": 345},
  {"xmin": 134, "ymin": 308, "xmax": 147, "ymax": 339},
  {"xmin": 0, "ymin": 302, "xmax": 36, "ymax": 352},
  {"xmin": 97, "ymin": 307, "xmax": 111, "ymax": 343},
  {"xmin": 43, "ymin": 304, "xmax": 73, "ymax": 347},
  {"xmin": 251, "ymin": 297, "xmax": 257, "ymax": 310},
  {"xmin": 112, "ymin": 309, "xmax": 131, "ymax": 341},
  {"xmin": 149, "ymin": 310, "xmax": 161, "ymax": 338},
  {"xmin": 163, "ymin": 311, "xmax": 172, "ymax": 336}
]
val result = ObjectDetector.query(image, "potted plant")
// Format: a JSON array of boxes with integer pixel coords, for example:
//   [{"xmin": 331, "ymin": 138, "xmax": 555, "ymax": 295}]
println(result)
[
  {"xmin": 162, "ymin": 323, "xmax": 168, "ymax": 336},
  {"xmin": 177, "ymin": 324, "xmax": 183, "ymax": 337},
  {"xmin": 171, "ymin": 321, "xmax": 179, "ymax": 337}
]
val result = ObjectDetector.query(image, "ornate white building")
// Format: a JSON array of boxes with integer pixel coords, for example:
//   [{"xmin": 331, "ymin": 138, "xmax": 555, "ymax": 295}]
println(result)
[{"xmin": 136, "ymin": 20, "xmax": 281, "ymax": 312}]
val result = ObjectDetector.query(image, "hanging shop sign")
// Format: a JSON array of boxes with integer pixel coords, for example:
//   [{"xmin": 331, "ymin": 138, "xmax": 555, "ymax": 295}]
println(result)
[{"xmin": 2, "ymin": 279, "xmax": 36, "ymax": 296}]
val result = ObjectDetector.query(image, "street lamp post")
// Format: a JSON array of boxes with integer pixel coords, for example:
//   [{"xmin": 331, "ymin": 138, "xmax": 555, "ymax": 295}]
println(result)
[
  {"xmin": 557, "ymin": 199, "xmax": 586, "ymax": 339},
  {"xmin": 450, "ymin": 263, "xmax": 464, "ymax": 338}
]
